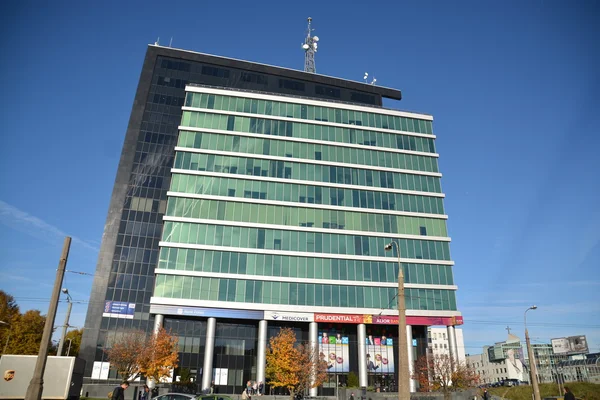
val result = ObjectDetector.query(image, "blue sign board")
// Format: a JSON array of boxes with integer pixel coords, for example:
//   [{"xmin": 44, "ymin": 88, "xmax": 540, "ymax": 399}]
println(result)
[
  {"xmin": 150, "ymin": 304, "xmax": 263, "ymax": 320},
  {"xmin": 103, "ymin": 301, "xmax": 135, "ymax": 319}
]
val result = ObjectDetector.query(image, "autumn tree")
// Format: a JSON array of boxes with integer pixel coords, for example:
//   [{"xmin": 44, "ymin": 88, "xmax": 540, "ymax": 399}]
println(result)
[
  {"xmin": 6, "ymin": 310, "xmax": 46, "ymax": 355},
  {"xmin": 106, "ymin": 328, "xmax": 178, "ymax": 382},
  {"xmin": 0, "ymin": 291, "xmax": 58, "ymax": 356},
  {"xmin": 138, "ymin": 327, "xmax": 179, "ymax": 383},
  {"xmin": 63, "ymin": 328, "xmax": 83, "ymax": 356},
  {"xmin": 266, "ymin": 328, "xmax": 327, "ymax": 400},
  {"xmin": 0, "ymin": 291, "xmax": 20, "ymax": 324},
  {"xmin": 413, "ymin": 354, "xmax": 479, "ymax": 400},
  {"xmin": 0, "ymin": 291, "xmax": 19, "ymax": 356},
  {"xmin": 105, "ymin": 330, "xmax": 147, "ymax": 381}
]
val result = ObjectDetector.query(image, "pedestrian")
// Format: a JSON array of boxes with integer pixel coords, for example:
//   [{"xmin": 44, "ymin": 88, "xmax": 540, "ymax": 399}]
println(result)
[
  {"xmin": 247, "ymin": 381, "xmax": 253, "ymax": 396},
  {"xmin": 111, "ymin": 382, "xmax": 129, "ymax": 400},
  {"xmin": 349, "ymin": 393, "xmax": 355, "ymax": 400},
  {"xmin": 258, "ymin": 381, "xmax": 264, "ymax": 396},
  {"xmin": 482, "ymin": 389, "xmax": 489, "ymax": 400},
  {"xmin": 242, "ymin": 388, "xmax": 251, "ymax": 400},
  {"xmin": 252, "ymin": 381, "xmax": 258, "ymax": 395},
  {"xmin": 563, "ymin": 387, "xmax": 575, "ymax": 400},
  {"xmin": 139, "ymin": 385, "xmax": 150, "ymax": 400}
]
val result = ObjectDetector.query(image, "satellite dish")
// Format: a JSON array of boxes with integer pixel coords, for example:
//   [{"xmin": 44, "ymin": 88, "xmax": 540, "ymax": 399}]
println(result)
[
  {"xmin": 313, "ymin": 36, "xmax": 319, "ymax": 42},
  {"xmin": 302, "ymin": 44, "xmax": 309, "ymax": 50}
]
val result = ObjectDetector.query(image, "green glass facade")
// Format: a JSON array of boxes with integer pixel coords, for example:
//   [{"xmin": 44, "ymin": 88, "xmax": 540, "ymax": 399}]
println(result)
[
  {"xmin": 183, "ymin": 92, "xmax": 434, "ymax": 134},
  {"xmin": 169, "ymin": 174, "xmax": 446, "ymax": 214},
  {"xmin": 157, "ymin": 248, "xmax": 455, "ymax": 285},
  {"xmin": 155, "ymin": 87, "xmax": 457, "ymax": 313}
]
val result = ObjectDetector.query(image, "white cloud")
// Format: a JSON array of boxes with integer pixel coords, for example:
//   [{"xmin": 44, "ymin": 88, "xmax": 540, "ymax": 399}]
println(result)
[{"xmin": 0, "ymin": 200, "xmax": 99, "ymax": 252}]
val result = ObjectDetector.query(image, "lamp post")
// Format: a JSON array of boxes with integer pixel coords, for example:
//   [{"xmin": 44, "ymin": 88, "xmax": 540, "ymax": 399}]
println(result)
[
  {"xmin": 384, "ymin": 241, "xmax": 410, "ymax": 400},
  {"xmin": 66, "ymin": 339, "xmax": 73, "ymax": 357},
  {"xmin": 57, "ymin": 288, "xmax": 73, "ymax": 357},
  {"xmin": 0, "ymin": 321, "xmax": 10, "ymax": 354},
  {"xmin": 524, "ymin": 305, "xmax": 541, "ymax": 400}
]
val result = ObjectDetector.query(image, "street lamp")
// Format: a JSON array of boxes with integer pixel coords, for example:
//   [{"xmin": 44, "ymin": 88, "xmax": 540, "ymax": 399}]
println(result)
[
  {"xmin": 0, "ymin": 320, "xmax": 10, "ymax": 355},
  {"xmin": 384, "ymin": 241, "xmax": 410, "ymax": 400},
  {"xmin": 524, "ymin": 306, "xmax": 541, "ymax": 400},
  {"xmin": 57, "ymin": 288, "xmax": 73, "ymax": 357}
]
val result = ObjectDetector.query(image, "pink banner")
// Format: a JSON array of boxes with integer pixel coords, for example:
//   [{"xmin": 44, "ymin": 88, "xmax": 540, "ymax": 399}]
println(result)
[{"xmin": 314, "ymin": 314, "xmax": 365, "ymax": 324}]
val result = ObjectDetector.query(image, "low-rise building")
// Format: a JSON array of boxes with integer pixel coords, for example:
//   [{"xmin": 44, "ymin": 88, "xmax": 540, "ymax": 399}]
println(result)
[
  {"xmin": 466, "ymin": 334, "xmax": 526, "ymax": 384},
  {"xmin": 428, "ymin": 327, "xmax": 466, "ymax": 364}
]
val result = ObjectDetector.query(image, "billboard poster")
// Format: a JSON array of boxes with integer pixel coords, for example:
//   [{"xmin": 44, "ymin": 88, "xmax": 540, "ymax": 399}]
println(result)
[
  {"xmin": 366, "ymin": 335, "xmax": 395, "ymax": 374},
  {"xmin": 103, "ymin": 301, "xmax": 135, "ymax": 319},
  {"xmin": 551, "ymin": 336, "xmax": 588, "ymax": 355},
  {"xmin": 91, "ymin": 362, "xmax": 110, "ymax": 380},
  {"xmin": 318, "ymin": 330, "xmax": 350, "ymax": 373}
]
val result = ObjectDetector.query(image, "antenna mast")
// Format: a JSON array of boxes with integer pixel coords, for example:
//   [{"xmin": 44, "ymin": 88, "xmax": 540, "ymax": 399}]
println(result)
[{"xmin": 302, "ymin": 17, "xmax": 319, "ymax": 73}]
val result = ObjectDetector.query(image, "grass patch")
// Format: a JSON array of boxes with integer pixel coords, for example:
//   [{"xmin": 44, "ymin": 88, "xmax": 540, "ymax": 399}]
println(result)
[{"xmin": 486, "ymin": 381, "xmax": 600, "ymax": 400}]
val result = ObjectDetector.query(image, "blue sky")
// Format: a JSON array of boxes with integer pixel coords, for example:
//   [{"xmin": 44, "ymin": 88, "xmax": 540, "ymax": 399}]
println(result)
[{"xmin": 0, "ymin": 0, "xmax": 598, "ymax": 356}]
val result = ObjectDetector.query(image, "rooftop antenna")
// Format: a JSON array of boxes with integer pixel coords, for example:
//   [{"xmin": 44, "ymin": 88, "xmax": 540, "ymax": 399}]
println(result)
[
  {"xmin": 154, "ymin": 37, "xmax": 160, "ymax": 46},
  {"xmin": 302, "ymin": 17, "xmax": 319, "ymax": 73},
  {"xmin": 363, "ymin": 72, "xmax": 377, "ymax": 85},
  {"xmin": 169, "ymin": 37, "xmax": 173, "ymax": 47}
]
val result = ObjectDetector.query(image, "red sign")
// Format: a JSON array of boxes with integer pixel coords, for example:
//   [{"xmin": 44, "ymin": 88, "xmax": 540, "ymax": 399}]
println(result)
[
  {"xmin": 314, "ymin": 313, "xmax": 464, "ymax": 326},
  {"xmin": 372, "ymin": 315, "xmax": 398, "ymax": 325}
]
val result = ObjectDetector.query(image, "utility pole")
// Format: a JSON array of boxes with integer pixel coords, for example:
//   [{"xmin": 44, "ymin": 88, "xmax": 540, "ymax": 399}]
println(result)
[
  {"xmin": 25, "ymin": 237, "xmax": 71, "ymax": 400},
  {"xmin": 384, "ymin": 241, "xmax": 410, "ymax": 400},
  {"xmin": 57, "ymin": 288, "xmax": 72, "ymax": 356},
  {"xmin": 524, "ymin": 305, "xmax": 541, "ymax": 400}
]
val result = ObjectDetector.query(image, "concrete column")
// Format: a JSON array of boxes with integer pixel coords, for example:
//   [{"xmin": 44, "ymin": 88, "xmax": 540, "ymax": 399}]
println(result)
[
  {"xmin": 202, "ymin": 317, "xmax": 217, "ymax": 391},
  {"xmin": 153, "ymin": 314, "xmax": 164, "ymax": 334},
  {"xmin": 406, "ymin": 325, "xmax": 417, "ymax": 392},
  {"xmin": 447, "ymin": 325, "xmax": 458, "ymax": 370},
  {"xmin": 257, "ymin": 320, "xmax": 268, "ymax": 386},
  {"xmin": 357, "ymin": 323, "xmax": 368, "ymax": 388},
  {"xmin": 309, "ymin": 322, "xmax": 319, "ymax": 397}
]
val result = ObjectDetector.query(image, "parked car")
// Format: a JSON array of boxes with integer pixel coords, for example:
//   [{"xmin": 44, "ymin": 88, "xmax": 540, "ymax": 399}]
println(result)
[
  {"xmin": 197, "ymin": 396, "xmax": 234, "ymax": 400},
  {"xmin": 152, "ymin": 394, "xmax": 198, "ymax": 400},
  {"xmin": 152, "ymin": 394, "xmax": 234, "ymax": 400}
]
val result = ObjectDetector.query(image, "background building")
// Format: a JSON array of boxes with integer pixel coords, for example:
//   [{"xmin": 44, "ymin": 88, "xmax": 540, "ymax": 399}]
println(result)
[
  {"xmin": 428, "ymin": 327, "xmax": 466, "ymax": 364},
  {"xmin": 530, "ymin": 344, "xmax": 568, "ymax": 383},
  {"xmin": 466, "ymin": 334, "xmax": 526, "ymax": 384},
  {"xmin": 80, "ymin": 44, "xmax": 462, "ymax": 395}
]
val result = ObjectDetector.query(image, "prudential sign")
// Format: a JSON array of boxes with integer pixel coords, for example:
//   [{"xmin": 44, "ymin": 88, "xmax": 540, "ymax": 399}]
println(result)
[{"xmin": 264, "ymin": 311, "xmax": 314, "ymax": 322}]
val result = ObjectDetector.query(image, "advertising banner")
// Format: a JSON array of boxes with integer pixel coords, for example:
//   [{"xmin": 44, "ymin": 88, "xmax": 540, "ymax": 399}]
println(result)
[
  {"xmin": 103, "ymin": 301, "xmax": 135, "ymax": 319},
  {"xmin": 551, "ymin": 336, "xmax": 589, "ymax": 355},
  {"xmin": 315, "ymin": 314, "xmax": 365, "ymax": 324},
  {"xmin": 318, "ymin": 330, "xmax": 350, "ymax": 373},
  {"xmin": 314, "ymin": 313, "xmax": 463, "ymax": 326},
  {"xmin": 365, "ymin": 335, "xmax": 395, "ymax": 374}
]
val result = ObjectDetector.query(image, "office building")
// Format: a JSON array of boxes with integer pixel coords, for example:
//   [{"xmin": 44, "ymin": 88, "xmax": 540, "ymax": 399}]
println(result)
[{"xmin": 80, "ymin": 44, "xmax": 462, "ymax": 395}]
